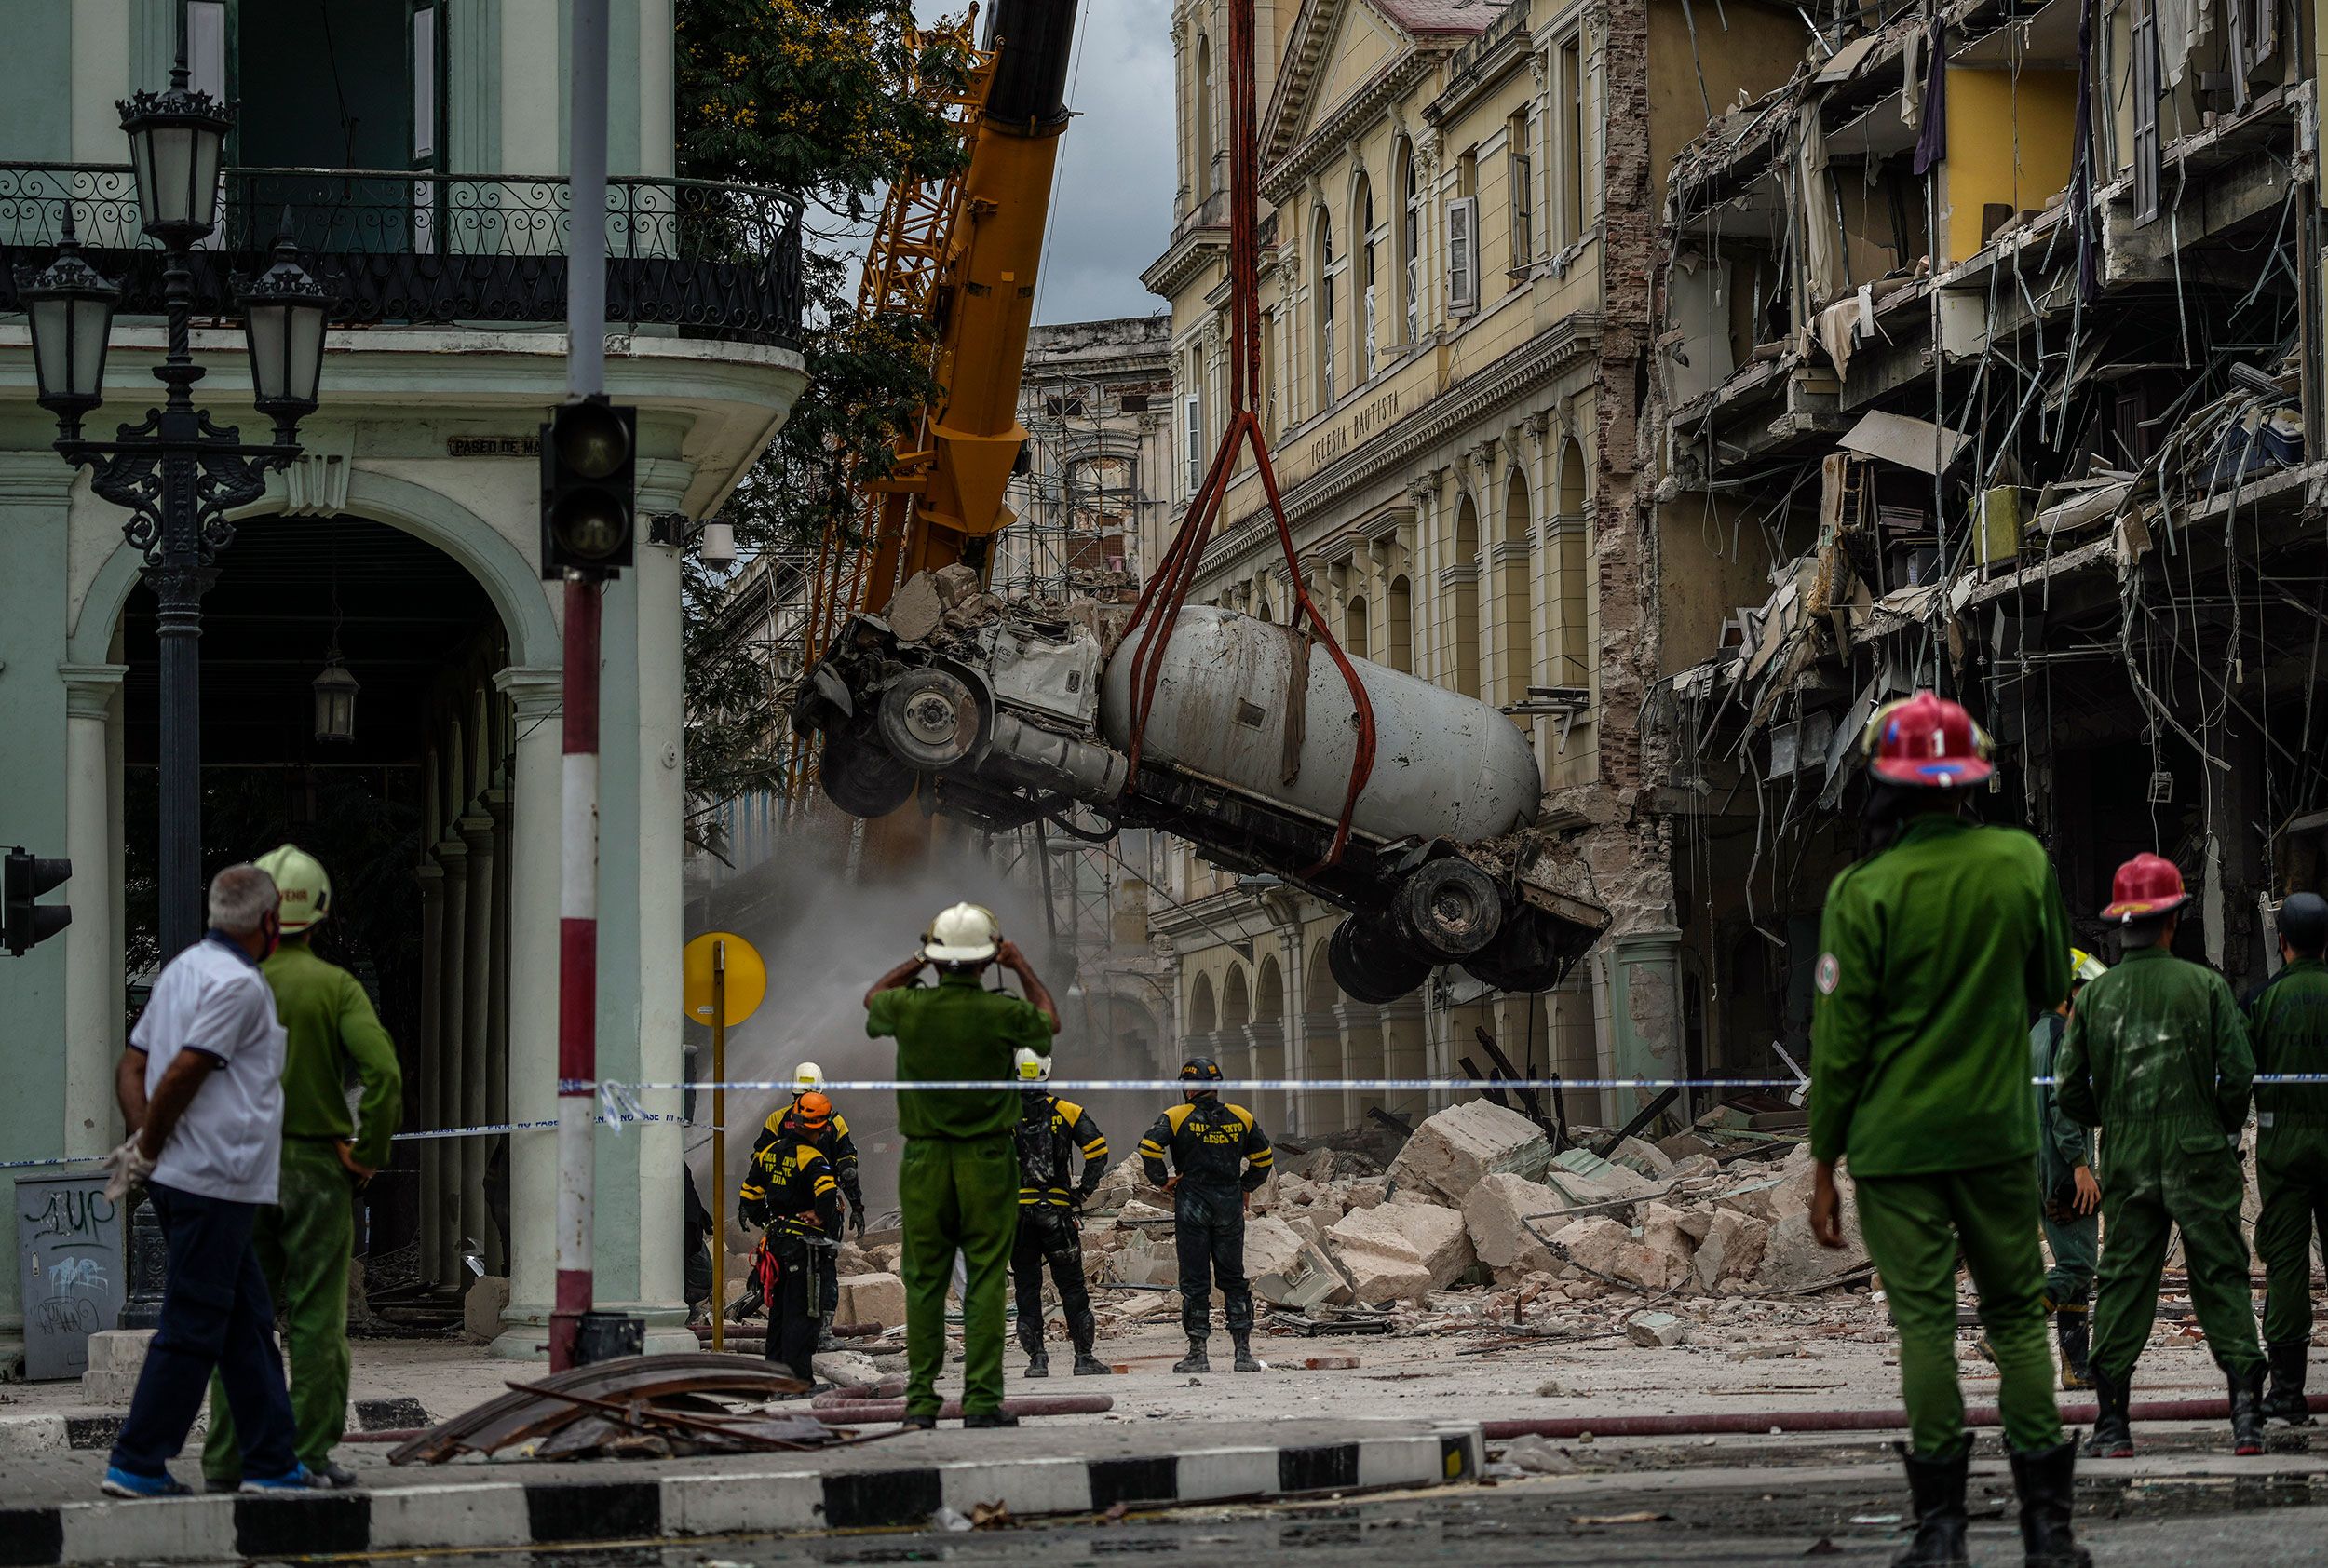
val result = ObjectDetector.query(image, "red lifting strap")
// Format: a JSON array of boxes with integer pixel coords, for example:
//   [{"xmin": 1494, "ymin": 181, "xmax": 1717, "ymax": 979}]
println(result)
[{"xmin": 1121, "ymin": 0, "xmax": 1376, "ymax": 871}]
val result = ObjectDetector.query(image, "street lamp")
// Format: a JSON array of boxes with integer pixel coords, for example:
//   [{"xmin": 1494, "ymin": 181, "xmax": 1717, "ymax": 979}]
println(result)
[{"xmin": 17, "ymin": 24, "xmax": 332, "ymax": 961}]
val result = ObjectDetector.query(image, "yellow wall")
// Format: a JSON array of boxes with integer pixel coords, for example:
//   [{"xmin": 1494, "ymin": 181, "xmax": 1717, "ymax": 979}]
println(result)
[
  {"xmin": 1940, "ymin": 68, "xmax": 2080, "ymax": 264},
  {"xmin": 1646, "ymin": 0, "xmax": 1807, "ymax": 210}
]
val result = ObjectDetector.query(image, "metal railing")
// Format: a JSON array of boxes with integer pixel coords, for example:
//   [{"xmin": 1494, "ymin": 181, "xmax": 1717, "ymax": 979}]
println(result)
[{"xmin": 0, "ymin": 164, "xmax": 803, "ymax": 346}]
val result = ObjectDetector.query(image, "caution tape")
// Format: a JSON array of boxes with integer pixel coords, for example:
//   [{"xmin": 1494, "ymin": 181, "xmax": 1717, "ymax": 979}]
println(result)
[{"xmin": 571, "ymin": 1074, "xmax": 2328, "ymax": 1097}]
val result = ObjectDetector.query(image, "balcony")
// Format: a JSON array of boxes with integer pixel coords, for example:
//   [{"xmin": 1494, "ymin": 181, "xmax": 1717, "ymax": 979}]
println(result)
[{"xmin": 0, "ymin": 164, "xmax": 803, "ymax": 348}]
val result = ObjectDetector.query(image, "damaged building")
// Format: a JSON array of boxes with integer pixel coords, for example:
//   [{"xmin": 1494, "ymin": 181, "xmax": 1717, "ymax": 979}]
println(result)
[{"xmin": 1644, "ymin": 0, "xmax": 2324, "ymax": 1071}]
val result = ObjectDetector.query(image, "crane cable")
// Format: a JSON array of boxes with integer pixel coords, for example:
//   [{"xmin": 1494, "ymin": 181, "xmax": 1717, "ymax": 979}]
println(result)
[{"xmin": 1119, "ymin": 0, "xmax": 1377, "ymax": 872}]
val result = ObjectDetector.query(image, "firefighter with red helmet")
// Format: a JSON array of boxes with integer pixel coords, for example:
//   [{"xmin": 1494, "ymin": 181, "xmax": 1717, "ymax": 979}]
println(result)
[
  {"xmin": 2056, "ymin": 853, "xmax": 2265, "ymax": 1459},
  {"xmin": 1807, "ymin": 693, "xmax": 2087, "ymax": 1567}
]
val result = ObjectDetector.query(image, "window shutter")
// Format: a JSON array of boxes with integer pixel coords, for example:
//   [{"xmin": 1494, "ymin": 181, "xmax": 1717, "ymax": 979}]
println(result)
[
  {"xmin": 1447, "ymin": 197, "xmax": 1478, "ymax": 315},
  {"xmin": 1363, "ymin": 287, "xmax": 1378, "ymax": 376},
  {"xmin": 1184, "ymin": 394, "xmax": 1203, "ymax": 492},
  {"xmin": 2132, "ymin": 3, "xmax": 2161, "ymax": 225},
  {"xmin": 1406, "ymin": 255, "xmax": 1422, "ymax": 338}
]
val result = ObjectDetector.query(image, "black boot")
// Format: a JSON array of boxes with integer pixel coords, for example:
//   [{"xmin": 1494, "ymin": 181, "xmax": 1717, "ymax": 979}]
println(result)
[
  {"xmin": 2009, "ymin": 1438, "xmax": 2091, "ymax": 1568},
  {"xmin": 1231, "ymin": 1332, "xmax": 1261, "ymax": 1372},
  {"xmin": 2054, "ymin": 1304, "xmax": 2091, "ymax": 1392},
  {"xmin": 2230, "ymin": 1362, "xmax": 2268, "ymax": 1454},
  {"xmin": 1890, "ymin": 1440, "xmax": 1970, "ymax": 1567},
  {"xmin": 1024, "ymin": 1350, "xmax": 1049, "ymax": 1378},
  {"xmin": 2264, "ymin": 1341, "xmax": 2313, "ymax": 1424},
  {"xmin": 1172, "ymin": 1337, "xmax": 1211, "ymax": 1374},
  {"xmin": 2082, "ymin": 1366, "xmax": 2132, "ymax": 1458},
  {"xmin": 1073, "ymin": 1351, "xmax": 1110, "ymax": 1375}
]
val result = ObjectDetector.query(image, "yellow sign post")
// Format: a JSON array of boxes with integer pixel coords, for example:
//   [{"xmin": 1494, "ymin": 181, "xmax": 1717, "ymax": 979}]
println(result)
[{"xmin": 683, "ymin": 930, "xmax": 765, "ymax": 1353}]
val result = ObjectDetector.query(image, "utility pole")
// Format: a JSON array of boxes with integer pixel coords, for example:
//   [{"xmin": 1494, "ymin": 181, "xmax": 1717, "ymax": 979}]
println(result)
[{"xmin": 551, "ymin": 0, "xmax": 612, "ymax": 1374}]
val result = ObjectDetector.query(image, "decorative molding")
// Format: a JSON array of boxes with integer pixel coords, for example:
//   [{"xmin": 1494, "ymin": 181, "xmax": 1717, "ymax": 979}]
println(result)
[
  {"xmin": 276, "ymin": 435, "xmax": 356, "ymax": 517},
  {"xmin": 494, "ymin": 665, "xmax": 563, "ymax": 720},
  {"xmin": 57, "ymin": 662, "xmax": 129, "ymax": 721},
  {"xmin": 1263, "ymin": 52, "xmax": 1438, "ymax": 208}
]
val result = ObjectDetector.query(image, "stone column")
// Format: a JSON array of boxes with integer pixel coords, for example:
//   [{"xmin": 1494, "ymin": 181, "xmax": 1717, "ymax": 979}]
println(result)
[
  {"xmin": 484, "ymin": 786, "xmax": 512, "ymax": 1275},
  {"xmin": 1245, "ymin": 1019, "xmax": 1287, "ymax": 1139},
  {"xmin": 492, "ymin": 666, "xmax": 561, "ymax": 1357},
  {"xmin": 457, "ymin": 804, "xmax": 497, "ymax": 1280},
  {"xmin": 60, "ymin": 663, "xmax": 128, "ymax": 1158},
  {"xmin": 413, "ymin": 859, "xmax": 444, "ymax": 1287},
  {"xmin": 1333, "ymin": 1001, "xmax": 1384, "ymax": 1131},
  {"xmin": 1609, "ymin": 927, "xmax": 1684, "ymax": 1133},
  {"xmin": 1376, "ymin": 995, "xmax": 1428, "ymax": 1130},
  {"xmin": 432, "ymin": 831, "xmax": 470, "ymax": 1290},
  {"xmin": 1300, "ymin": 1008, "xmax": 1340, "ymax": 1139}
]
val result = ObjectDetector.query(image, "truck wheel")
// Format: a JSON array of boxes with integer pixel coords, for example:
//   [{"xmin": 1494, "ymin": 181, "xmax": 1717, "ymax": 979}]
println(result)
[
  {"xmin": 1460, "ymin": 914, "xmax": 1590, "ymax": 994},
  {"xmin": 1327, "ymin": 918, "xmax": 1431, "ymax": 1005},
  {"xmin": 819, "ymin": 736, "xmax": 915, "ymax": 818},
  {"xmin": 876, "ymin": 669, "xmax": 983, "ymax": 771},
  {"xmin": 1391, "ymin": 858, "xmax": 1504, "ymax": 961}
]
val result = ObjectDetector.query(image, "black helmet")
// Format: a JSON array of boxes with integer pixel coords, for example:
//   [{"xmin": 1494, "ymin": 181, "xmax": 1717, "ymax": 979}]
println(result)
[
  {"xmin": 1180, "ymin": 1057, "xmax": 1222, "ymax": 1100},
  {"xmin": 2281, "ymin": 892, "xmax": 2328, "ymax": 954}
]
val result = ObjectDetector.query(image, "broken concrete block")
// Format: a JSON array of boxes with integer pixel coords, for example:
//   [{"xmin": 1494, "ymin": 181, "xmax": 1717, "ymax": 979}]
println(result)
[
  {"xmin": 1544, "ymin": 1215, "xmax": 1633, "ymax": 1279},
  {"xmin": 813, "ymin": 1349, "xmax": 884, "ymax": 1386},
  {"xmin": 886, "ymin": 572, "xmax": 947, "ymax": 642},
  {"xmin": 1302, "ymin": 1147, "xmax": 1383, "ymax": 1183},
  {"xmin": 1671, "ymin": 1154, "xmax": 1722, "ymax": 1180},
  {"xmin": 1385, "ymin": 1101, "xmax": 1552, "ymax": 1204},
  {"xmin": 464, "ymin": 1275, "xmax": 511, "ymax": 1342},
  {"xmin": 1323, "ymin": 1210, "xmax": 1435, "ymax": 1304},
  {"xmin": 1716, "ymin": 1173, "xmax": 1805, "ymax": 1224},
  {"xmin": 1254, "ymin": 1239, "xmax": 1356, "ymax": 1309},
  {"xmin": 1539, "ymin": 1147, "xmax": 1658, "ymax": 1210},
  {"xmin": 1755, "ymin": 1210, "xmax": 1868, "ymax": 1291},
  {"xmin": 1637, "ymin": 1201, "xmax": 1699, "ymax": 1269},
  {"xmin": 1327, "ymin": 1202, "xmax": 1473, "ymax": 1292},
  {"xmin": 1088, "ymin": 1155, "xmax": 1145, "ymax": 1212},
  {"xmin": 1609, "ymin": 1136, "xmax": 1676, "ymax": 1179},
  {"xmin": 836, "ymin": 1271, "xmax": 906, "ymax": 1329},
  {"xmin": 1117, "ymin": 1197, "xmax": 1174, "ymax": 1224},
  {"xmin": 1241, "ymin": 1215, "xmax": 1307, "ymax": 1284},
  {"xmin": 1462, "ymin": 1172, "xmax": 1565, "ymax": 1274},
  {"xmin": 1340, "ymin": 1177, "xmax": 1388, "ymax": 1210},
  {"xmin": 83, "ymin": 1329, "xmax": 154, "ymax": 1372},
  {"xmin": 1675, "ymin": 1207, "xmax": 1714, "ymax": 1243},
  {"xmin": 1627, "ymin": 1311, "xmax": 1689, "ymax": 1347},
  {"xmin": 1693, "ymin": 1209, "xmax": 1771, "ymax": 1292}
]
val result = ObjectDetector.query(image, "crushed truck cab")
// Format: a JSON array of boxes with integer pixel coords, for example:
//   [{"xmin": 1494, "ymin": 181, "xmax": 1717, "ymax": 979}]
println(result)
[{"xmin": 793, "ymin": 569, "xmax": 1608, "ymax": 1001}]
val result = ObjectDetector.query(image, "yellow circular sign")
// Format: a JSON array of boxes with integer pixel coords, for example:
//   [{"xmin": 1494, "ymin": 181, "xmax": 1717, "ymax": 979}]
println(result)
[{"xmin": 683, "ymin": 931, "xmax": 766, "ymax": 1027}]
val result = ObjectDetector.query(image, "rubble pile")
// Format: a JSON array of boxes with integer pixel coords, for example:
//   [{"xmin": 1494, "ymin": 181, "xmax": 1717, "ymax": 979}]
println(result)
[{"xmin": 1072, "ymin": 1101, "xmax": 1874, "ymax": 1332}]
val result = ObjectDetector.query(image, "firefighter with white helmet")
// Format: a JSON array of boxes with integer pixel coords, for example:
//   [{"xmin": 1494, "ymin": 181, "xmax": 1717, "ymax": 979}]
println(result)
[
  {"xmin": 201, "ymin": 844, "xmax": 401, "ymax": 1493},
  {"xmin": 1009, "ymin": 1047, "xmax": 1109, "ymax": 1376},
  {"xmin": 864, "ymin": 903, "xmax": 1059, "ymax": 1428},
  {"xmin": 738, "ymin": 1060, "xmax": 864, "ymax": 1348}
]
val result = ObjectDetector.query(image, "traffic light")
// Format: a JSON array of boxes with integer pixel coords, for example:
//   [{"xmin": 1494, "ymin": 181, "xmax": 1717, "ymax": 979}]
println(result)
[
  {"xmin": 4, "ymin": 847, "xmax": 71, "ymax": 957},
  {"xmin": 539, "ymin": 394, "xmax": 637, "ymax": 578}
]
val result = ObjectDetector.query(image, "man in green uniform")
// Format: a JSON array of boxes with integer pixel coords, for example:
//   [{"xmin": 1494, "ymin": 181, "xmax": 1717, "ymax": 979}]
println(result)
[
  {"xmin": 2035, "ymin": 949, "xmax": 2106, "ymax": 1387},
  {"xmin": 865, "ymin": 903, "xmax": 1058, "ymax": 1429},
  {"xmin": 2246, "ymin": 890, "xmax": 2328, "ymax": 1422},
  {"xmin": 2056, "ymin": 852, "xmax": 2265, "ymax": 1458},
  {"xmin": 1808, "ymin": 693, "xmax": 2085, "ymax": 1568},
  {"xmin": 202, "ymin": 845, "xmax": 402, "ymax": 1492}
]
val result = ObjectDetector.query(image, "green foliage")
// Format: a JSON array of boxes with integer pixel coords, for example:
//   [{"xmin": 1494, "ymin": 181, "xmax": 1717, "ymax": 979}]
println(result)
[{"xmin": 674, "ymin": 1, "xmax": 977, "ymax": 847}]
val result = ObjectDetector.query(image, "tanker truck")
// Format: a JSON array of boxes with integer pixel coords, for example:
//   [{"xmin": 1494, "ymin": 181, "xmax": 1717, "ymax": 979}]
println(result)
[{"xmin": 792, "ymin": 572, "xmax": 1608, "ymax": 1002}]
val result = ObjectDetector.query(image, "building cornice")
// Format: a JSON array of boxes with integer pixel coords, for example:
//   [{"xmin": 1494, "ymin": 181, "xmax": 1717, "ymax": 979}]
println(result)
[
  {"xmin": 1140, "ymin": 223, "xmax": 1229, "ymax": 301},
  {"xmin": 1261, "ymin": 52, "xmax": 1440, "ymax": 208},
  {"xmin": 1422, "ymin": 3, "xmax": 1532, "ymax": 126}
]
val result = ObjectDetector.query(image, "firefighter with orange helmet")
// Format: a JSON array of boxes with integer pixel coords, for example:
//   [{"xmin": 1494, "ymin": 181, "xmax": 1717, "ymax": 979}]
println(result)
[
  {"xmin": 2056, "ymin": 853, "xmax": 2264, "ymax": 1459},
  {"xmin": 738, "ymin": 1091, "xmax": 844, "ymax": 1384},
  {"xmin": 1807, "ymin": 693, "xmax": 2086, "ymax": 1567}
]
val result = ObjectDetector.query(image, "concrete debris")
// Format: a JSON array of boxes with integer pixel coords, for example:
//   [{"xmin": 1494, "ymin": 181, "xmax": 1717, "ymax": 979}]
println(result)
[
  {"xmin": 464, "ymin": 1276, "xmax": 511, "ymax": 1343},
  {"xmin": 1539, "ymin": 1147, "xmax": 1659, "ymax": 1210},
  {"xmin": 1463, "ymin": 1172, "xmax": 1567, "ymax": 1277},
  {"xmin": 1626, "ymin": 1311, "xmax": 1690, "ymax": 1347},
  {"xmin": 1385, "ymin": 1101, "xmax": 1554, "ymax": 1205},
  {"xmin": 1500, "ymin": 1434, "xmax": 1582, "ymax": 1474},
  {"xmin": 1324, "ymin": 1202, "xmax": 1473, "ymax": 1302},
  {"xmin": 835, "ymin": 1272, "xmax": 905, "ymax": 1331}
]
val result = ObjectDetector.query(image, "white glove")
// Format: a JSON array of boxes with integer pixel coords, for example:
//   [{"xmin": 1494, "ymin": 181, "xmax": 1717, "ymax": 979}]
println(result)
[{"xmin": 101, "ymin": 1136, "xmax": 155, "ymax": 1203}]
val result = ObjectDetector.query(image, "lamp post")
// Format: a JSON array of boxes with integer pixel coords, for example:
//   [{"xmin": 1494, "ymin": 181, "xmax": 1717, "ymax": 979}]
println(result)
[{"xmin": 17, "ymin": 32, "xmax": 332, "ymax": 960}]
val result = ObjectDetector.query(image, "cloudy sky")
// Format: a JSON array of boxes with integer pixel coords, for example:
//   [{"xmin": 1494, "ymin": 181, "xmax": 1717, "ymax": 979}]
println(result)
[{"xmin": 914, "ymin": 0, "xmax": 1177, "ymax": 326}]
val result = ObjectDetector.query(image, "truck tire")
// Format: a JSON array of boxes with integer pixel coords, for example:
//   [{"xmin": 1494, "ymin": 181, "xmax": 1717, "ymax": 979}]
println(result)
[
  {"xmin": 876, "ymin": 669, "xmax": 983, "ymax": 771},
  {"xmin": 1328, "ymin": 917, "xmax": 1431, "ymax": 1005},
  {"xmin": 1459, "ymin": 914, "xmax": 1588, "ymax": 994},
  {"xmin": 819, "ymin": 735, "xmax": 915, "ymax": 818},
  {"xmin": 1391, "ymin": 858, "xmax": 1503, "ymax": 961}
]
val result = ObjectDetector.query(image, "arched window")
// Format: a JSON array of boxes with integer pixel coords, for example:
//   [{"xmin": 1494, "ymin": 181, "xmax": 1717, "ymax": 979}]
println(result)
[
  {"xmin": 1452, "ymin": 495, "xmax": 1482, "ymax": 698},
  {"xmin": 1386, "ymin": 574, "xmax": 1413, "ymax": 672},
  {"xmin": 1554, "ymin": 439, "xmax": 1590, "ymax": 686},
  {"xmin": 1189, "ymin": 971, "xmax": 1219, "ymax": 1036},
  {"xmin": 1396, "ymin": 139, "xmax": 1420, "ymax": 345},
  {"xmin": 1499, "ymin": 466, "xmax": 1533, "ymax": 700},
  {"xmin": 1355, "ymin": 173, "xmax": 1377, "ymax": 379},
  {"xmin": 1313, "ymin": 209, "xmax": 1336, "ymax": 408},
  {"xmin": 1346, "ymin": 594, "xmax": 1370, "ymax": 659},
  {"xmin": 1224, "ymin": 964, "xmax": 1252, "ymax": 1029},
  {"xmin": 1195, "ymin": 34, "xmax": 1215, "ymax": 201}
]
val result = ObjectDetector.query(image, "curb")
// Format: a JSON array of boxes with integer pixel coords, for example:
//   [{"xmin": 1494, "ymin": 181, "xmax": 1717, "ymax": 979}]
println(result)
[
  {"xmin": 0, "ymin": 1399, "xmax": 428, "ymax": 1459},
  {"xmin": 0, "ymin": 1425, "xmax": 1481, "ymax": 1564}
]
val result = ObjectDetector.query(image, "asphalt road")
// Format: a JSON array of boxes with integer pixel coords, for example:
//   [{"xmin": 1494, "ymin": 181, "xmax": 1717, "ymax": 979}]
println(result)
[{"xmin": 286, "ymin": 1461, "xmax": 2328, "ymax": 1568}]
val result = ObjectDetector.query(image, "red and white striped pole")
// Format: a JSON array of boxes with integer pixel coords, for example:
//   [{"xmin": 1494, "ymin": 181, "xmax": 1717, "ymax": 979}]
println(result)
[{"xmin": 549, "ymin": 0, "xmax": 611, "ymax": 1373}]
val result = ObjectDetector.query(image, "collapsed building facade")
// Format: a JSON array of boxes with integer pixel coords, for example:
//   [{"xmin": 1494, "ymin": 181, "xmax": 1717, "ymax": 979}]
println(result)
[{"xmin": 1644, "ymin": 0, "xmax": 2326, "ymax": 1072}]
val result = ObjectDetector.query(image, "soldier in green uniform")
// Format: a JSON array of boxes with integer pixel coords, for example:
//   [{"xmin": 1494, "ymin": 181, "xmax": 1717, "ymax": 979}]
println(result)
[
  {"xmin": 2056, "ymin": 852, "xmax": 2265, "ymax": 1458},
  {"xmin": 865, "ymin": 903, "xmax": 1058, "ymax": 1429},
  {"xmin": 201, "ymin": 846, "xmax": 402, "ymax": 1493},
  {"xmin": 1808, "ymin": 693, "xmax": 2086, "ymax": 1568},
  {"xmin": 2247, "ymin": 891, "xmax": 2328, "ymax": 1422}
]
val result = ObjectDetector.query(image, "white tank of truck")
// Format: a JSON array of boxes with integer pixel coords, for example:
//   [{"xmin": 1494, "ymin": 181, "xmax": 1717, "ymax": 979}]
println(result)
[{"xmin": 1098, "ymin": 604, "xmax": 1542, "ymax": 844}]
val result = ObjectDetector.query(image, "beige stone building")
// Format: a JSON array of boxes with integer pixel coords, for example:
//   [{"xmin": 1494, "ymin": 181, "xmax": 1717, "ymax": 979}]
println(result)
[{"xmin": 1141, "ymin": 0, "xmax": 1800, "ymax": 1139}]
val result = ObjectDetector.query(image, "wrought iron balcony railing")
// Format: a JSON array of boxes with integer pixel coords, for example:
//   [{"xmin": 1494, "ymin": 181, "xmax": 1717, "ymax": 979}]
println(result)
[{"xmin": 0, "ymin": 164, "xmax": 803, "ymax": 348}]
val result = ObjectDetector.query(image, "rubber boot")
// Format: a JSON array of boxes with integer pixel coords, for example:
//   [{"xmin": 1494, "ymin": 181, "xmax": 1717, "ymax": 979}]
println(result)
[
  {"xmin": 1024, "ymin": 1350, "xmax": 1049, "ymax": 1378},
  {"xmin": 1073, "ymin": 1352, "xmax": 1110, "ymax": 1375},
  {"xmin": 2054, "ymin": 1304, "xmax": 2091, "ymax": 1392},
  {"xmin": 1889, "ymin": 1440, "xmax": 1970, "ymax": 1567},
  {"xmin": 2082, "ymin": 1367, "xmax": 2132, "ymax": 1459},
  {"xmin": 2264, "ymin": 1341, "xmax": 2313, "ymax": 1425},
  {"xmin": 1172, "ymin": 1337, "xmax": 1211, "ymax": 1374},
  {"xmin": 2008, "ymin": 1438, "xmax": 2091, "ymax": 1568},
  {"xmin": 2229, "ymin": 1362, "xmax": 2268, "ymax": 1455},
  {"xmin": 817, "ymin": 1316, "xmax": 841, "ymax": 1354},
  {"xmin": 1231, "ymin": 1332, "xmax": 1262, "ymax": 1372}
]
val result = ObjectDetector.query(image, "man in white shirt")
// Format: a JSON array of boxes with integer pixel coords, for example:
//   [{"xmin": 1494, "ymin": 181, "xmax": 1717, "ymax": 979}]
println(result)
[{"xmin": 101, "ymin": 865, "xmax": 313, "ymax": 1497}]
